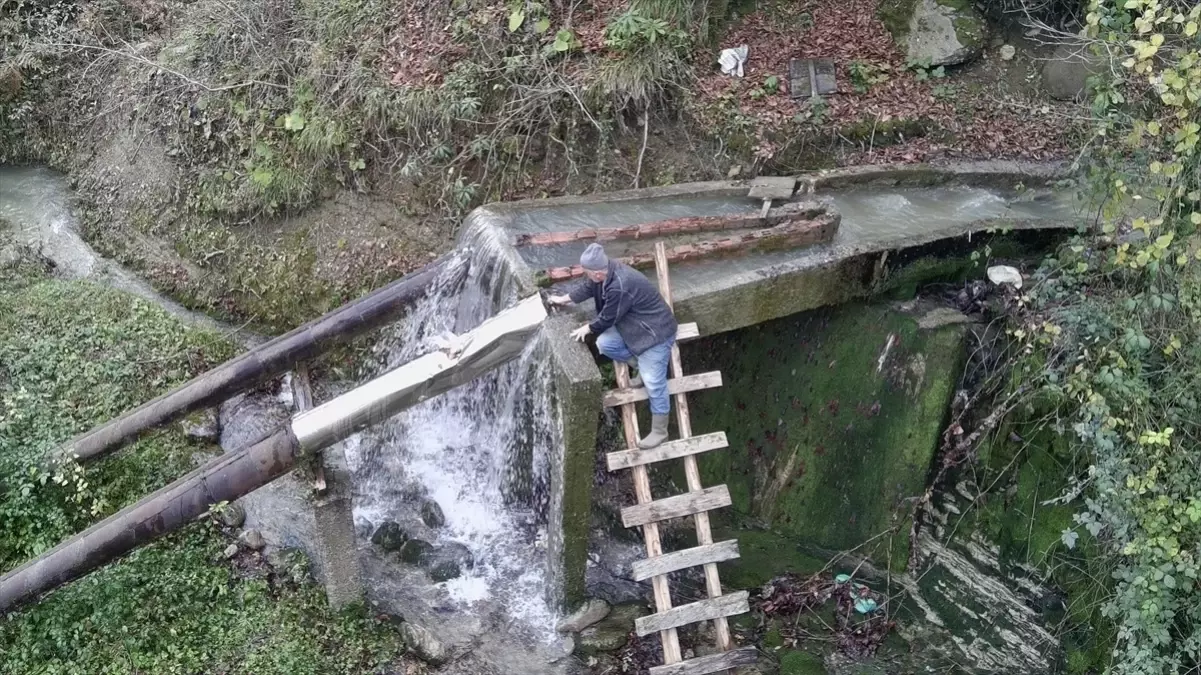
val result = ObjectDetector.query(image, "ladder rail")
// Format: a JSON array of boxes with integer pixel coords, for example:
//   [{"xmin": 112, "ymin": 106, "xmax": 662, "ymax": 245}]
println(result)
[
  {"xmin": 615, "ymin": 360, "xmax": 683, "ymax": 664},
  {"xmin": 652, "ymin": 241, "xmax": 735, "ymax": 652}
]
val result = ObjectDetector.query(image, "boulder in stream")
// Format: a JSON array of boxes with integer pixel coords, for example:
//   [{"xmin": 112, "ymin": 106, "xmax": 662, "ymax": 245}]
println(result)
[
  {"xmin": 421, "ymin": 542, "xmax": 475, "ymax": 582},
  {"xmin": 239, "ymin": 528, "xmax": 266, "ymax": 551},
  {"xmin": 215, "ymin": 502, "xmax": 246, "ymax": 528},
  {"xmin": 420, "ymin": 499, "xmax": 447, "ymax": 529},
  {"xmin": 371, "ymin": 521, "xmax": 410, "ymax": 552},
  {"xmin": 181, "ymin": 408, "xmax": 220, "ymax": 442},
  {"xmin": 399, "ymin": 621, "xmax": 449, "ymax": 665},
  {"xmin": 398, "ymin": 539, "xmax": 434, "ymax": 564}
]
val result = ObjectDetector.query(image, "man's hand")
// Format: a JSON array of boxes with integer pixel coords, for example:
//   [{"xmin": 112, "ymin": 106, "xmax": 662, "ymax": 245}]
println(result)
[
  {"xmin": 547, "ymin": 294, "xmax": 572, "ymax": 306},
  {"xmin": 570, "ymin": 324, "xmax": 591, "ymax": 342}
]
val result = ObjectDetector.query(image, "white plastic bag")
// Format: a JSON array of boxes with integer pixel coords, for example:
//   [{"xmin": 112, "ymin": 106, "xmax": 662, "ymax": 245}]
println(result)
[{"xmin": 718, "ymin": 45, "xmax": 748, "ymax": 77}]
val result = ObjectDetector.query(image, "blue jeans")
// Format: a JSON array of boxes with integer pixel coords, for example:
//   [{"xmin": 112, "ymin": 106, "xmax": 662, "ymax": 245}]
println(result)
[{"xmin": 596, "ymin": 328, "xmax": 674, "ymax": 415}]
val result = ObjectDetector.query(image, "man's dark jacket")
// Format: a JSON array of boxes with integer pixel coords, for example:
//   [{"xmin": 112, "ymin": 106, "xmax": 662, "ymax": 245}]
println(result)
[{"xmin": 569, "ymin": 259, "xmax": 678, "ymax": 355}]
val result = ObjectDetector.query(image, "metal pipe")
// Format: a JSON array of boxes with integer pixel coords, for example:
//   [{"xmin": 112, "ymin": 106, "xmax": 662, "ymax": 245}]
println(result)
[{"xmin": 60, "ymin": 253, "xmax": 468, "ymax": 464}]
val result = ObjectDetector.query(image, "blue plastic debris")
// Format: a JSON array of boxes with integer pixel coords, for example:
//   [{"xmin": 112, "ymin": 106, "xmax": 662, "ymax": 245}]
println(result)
[{"xmin": 853, "ymin": 597, "xmax": 879, "ymax": 614}]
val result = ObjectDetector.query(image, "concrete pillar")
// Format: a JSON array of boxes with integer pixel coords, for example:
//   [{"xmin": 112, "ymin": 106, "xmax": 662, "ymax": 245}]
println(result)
[
  {"xmin": 310, "ymin": 443, "xmax": 365, "ymax": 609},
  {"xmin": 292, "ymin": 364, "xmax": 364, "ymax": 610},
  {"xmin": 544, "ymin": 313, "xmax": 603, "ymax": 608}
]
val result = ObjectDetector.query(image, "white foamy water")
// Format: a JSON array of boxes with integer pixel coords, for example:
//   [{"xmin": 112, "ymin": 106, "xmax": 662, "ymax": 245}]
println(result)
[{"xmin": 348, "ymin": 222, "xmax": 563, "ymax": 641}]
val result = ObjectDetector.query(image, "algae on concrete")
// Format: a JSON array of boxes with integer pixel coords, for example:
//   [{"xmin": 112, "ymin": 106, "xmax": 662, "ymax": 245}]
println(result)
[{"xmin": 683, "ymin": 300, "xmax": 969, "ymax": 569}]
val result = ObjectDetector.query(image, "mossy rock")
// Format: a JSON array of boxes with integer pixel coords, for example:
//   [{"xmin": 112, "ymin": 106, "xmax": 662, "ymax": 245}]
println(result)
[
  {"xmin": 716, "ymin": 527, "xmax": 826, "ymax": 589},
  {"xmin": 877, "ymin": 0, "xmax": 987, "ymax": 66},
  {"xmin": 574, "ymin": 602, "xmax": 648, "ymax": 655}
]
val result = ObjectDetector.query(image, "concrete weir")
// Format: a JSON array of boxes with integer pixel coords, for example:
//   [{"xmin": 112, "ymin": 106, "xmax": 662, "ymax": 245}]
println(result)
[{"xmin": 463, "ymin": 160, "xmax": 1085, "ymax": 606}]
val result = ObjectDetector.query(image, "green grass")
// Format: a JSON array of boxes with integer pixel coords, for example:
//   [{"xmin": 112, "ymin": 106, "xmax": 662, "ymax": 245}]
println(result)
[
  {"xmin": 0, "ymin": 241, "xmax": 410, "ymax": 673},
  {"xmin": 0, "ymin": 528, "xmax": 408, "ymax": 675}
]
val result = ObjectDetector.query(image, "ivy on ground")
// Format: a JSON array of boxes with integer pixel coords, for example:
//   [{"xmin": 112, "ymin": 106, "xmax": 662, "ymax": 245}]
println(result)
[{"xmin": 0, "ymin": 245, "xmax": 410, "ymax": 673}]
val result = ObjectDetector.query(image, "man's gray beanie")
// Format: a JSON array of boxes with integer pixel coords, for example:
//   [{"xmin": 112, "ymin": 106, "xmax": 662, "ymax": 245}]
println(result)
[{"xmin": 580, "ymin": 243, "xmax": 609, "ymax": 271}]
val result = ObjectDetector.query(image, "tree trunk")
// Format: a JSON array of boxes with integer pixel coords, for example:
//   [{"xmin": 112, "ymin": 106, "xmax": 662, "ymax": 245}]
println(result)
[
  {"xmin": 61, "ymin": 252, "xmax": 468, "ymax": 464},
  {"xmin": 1, "ymin": 293, "xmax": 548, "ymax": 612}
]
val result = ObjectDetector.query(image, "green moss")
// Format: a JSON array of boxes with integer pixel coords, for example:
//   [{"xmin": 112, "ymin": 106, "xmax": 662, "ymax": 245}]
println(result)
[
  {"xmin": 950, "ymin": 13, "xmax": 986, "ymax": 48},
  {"xmin": 780, "ymin": 649, "xmax": 827, "ymax": 675},
  {"xmin": 876, "ymin": 0, "xmax": 917, "ymax": 37},
  {"xmin": 684, "ymin": 301, "xmax": 967, "ymax": 570},
  {"xmin": 875, "ymin": 255, "xmax": 975, "ymax": 300},
  {"xmin": 973, "ymin": 405, "xmax": 1116, "ymax": 674},
  {"xmin": 716, "ymin": 527, "xmax": 826, "ymax": 589}
]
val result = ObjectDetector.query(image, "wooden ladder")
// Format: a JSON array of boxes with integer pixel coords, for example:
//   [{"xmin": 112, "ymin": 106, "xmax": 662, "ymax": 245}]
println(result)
[{"xmin": 604, "ymin": 242, "xmax": 757, "ymax": 675}]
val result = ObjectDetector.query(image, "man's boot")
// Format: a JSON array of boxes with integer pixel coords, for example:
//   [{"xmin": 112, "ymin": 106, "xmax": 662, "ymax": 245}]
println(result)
[
  {"xmin": 639, "ymin": 414, "xmax": 670, "ymax": 449},
  {"xmin": 624, "ymin": 360, "xmax": 642, "ymax": 388}
]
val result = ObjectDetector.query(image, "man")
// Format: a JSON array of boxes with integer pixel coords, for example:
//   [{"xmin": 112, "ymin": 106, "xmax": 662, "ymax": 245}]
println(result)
[{"xmin": 548, "ymin": 243, "xmax": 678, "ymax": 449}]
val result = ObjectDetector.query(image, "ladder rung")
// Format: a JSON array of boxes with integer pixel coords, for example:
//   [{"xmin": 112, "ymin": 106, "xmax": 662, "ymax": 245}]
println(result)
[
  {"xmin": 648, "ymin": 646, "xmax": 760, "ymax": 675},
  {"xmin": 603, "ymin": 371, "xmax": 722, "ymax": 408},
  {"xmin": 606, "ymin": 432, "xmax": 728, "ymax": 471},
  {"xmin": 676, "ymin": 322, "xmax": 700, "ymax": 342},
  {"xmin": 635, "ymin": 591, "xmax": 749, "ymax": 637},
  {"xmin": 621, "ymin": 485, "xmax": 731, "ymax": 528},
  {"xmin": 631, "ymin": 540, "xmax": 740, "ymax": 582}
]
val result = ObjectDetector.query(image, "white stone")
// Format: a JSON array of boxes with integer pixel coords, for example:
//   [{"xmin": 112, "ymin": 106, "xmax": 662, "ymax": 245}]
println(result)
[{"xmin": 999, "ymin": 45, "xmax": 1016, "ymax": 61}]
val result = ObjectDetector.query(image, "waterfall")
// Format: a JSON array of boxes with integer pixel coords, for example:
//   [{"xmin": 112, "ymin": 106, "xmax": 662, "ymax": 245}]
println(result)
[{"xmin": 348, "ymin": 215, "xmax": 564, "ymax": 639}]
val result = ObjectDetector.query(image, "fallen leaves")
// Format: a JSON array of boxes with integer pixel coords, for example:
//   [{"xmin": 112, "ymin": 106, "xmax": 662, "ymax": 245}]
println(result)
[{"xmin": 693, "ymin": 0, "xmax": 1082, "ymax": 165}]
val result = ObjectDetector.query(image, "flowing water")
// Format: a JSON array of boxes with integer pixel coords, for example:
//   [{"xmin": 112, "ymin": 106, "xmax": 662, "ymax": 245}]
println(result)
[
  {"xmin": 0, "ymin": 165, "xmax": 258, "ymax": 345},
  {"xmin": 348, "ymin": 217, "xmax": 565, "ymax": 641}
]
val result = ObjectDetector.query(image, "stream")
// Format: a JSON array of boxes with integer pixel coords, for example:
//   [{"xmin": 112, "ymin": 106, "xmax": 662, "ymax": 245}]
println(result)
[{"xmin": 0, "ymin": 165, "xmax": 260, "ymax": 346}]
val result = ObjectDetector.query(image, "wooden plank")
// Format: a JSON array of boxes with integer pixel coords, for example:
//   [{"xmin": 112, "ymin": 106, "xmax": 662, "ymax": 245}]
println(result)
[
  {"xmin": 635, "ymin": 591, "xmax": 750, "ymax": 637},
  {"xmin": 631, "ymin": 540, "xmax": 741, "ymax": 582},
  {"xmin": 621, "ymin": 485, "xmax": 731, "ymax": 528},
  {"xmin": 614, "ymin": 359, "xmax": 682, "ymax": 664},
  {"xmin": 648, "ymin": 647, "xmax": 760, "ymax": 675},
  {"xmin": 606, "ymin": 432, "xmax": 728, "ymax": 471},
  {"xmin": 676, "ymin": 322, "xmax": 700, "ymax": 342},
  {"xmin": 653, "ymin": 241, "xmax": 734, "ymax": 653},
  {"xmin": 538, "ymin": 213, "xmax": 837, "ymax": 284},
  {"xmin": 603, "ymin": 371, "xmax": 722, "ymax": 408}
]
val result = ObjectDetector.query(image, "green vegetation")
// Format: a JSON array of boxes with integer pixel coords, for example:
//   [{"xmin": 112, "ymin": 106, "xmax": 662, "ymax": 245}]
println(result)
[
  {"xmin": 0, "ymin": 237, "xmax": 409, "ymax": 673},
  {"xmin": 0, "ymin": 264, "xmax": 235, "ymax": 567},
  {"xmin": 973, "ymin": 2, "xmax": 1201, "ymax": 671},
  {"xmin": 0, "ymin": 528, "xmax": 408, "ymax": 675}
]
